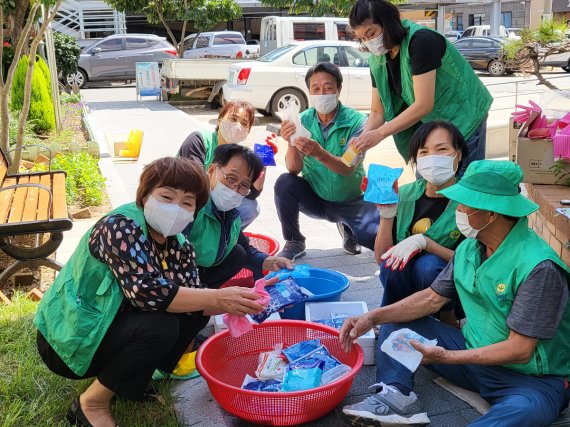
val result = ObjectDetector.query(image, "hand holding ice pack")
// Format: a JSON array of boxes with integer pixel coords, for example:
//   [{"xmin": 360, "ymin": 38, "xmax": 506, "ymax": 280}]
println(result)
[
  {"xmin": 265, "ymin": 264, "xmax": 312, "ymax": 281},
  {"xmin": 380, "ymin": 328, "xmax": 437, "ymax": 372},
  {"xmin": 364, "ymin": 164, "xmax": 403, "ymax": 205},
  {"xmin": 250, "ymin": 277, "xmax": 307, "ymax": 323},
  {"xmin": 275, "ymin": 100, "xmax": 311, "ymax": 146},
  {"xmin": 254, "ymin": 144, "xmax": 276, "ymax": 166}
]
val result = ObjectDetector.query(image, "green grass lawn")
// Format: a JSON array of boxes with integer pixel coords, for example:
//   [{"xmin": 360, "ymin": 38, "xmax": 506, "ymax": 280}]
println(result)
[{"xmin": 0, "ymin": 294, "xmax": 180, "ymax": 427}]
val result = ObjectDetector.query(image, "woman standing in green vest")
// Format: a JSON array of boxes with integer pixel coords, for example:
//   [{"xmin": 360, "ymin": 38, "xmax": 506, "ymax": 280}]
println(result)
[
  {"xmin": 34, "ymin": 158, "xmax": 269, "ymax": 427},
  {"xmin": 374, "ymin": 121, "xmax": 466, "ymax": 323},
  {"xmin": 348, "ymin": 0, "xmax": 492, "ymax": 176},
  {"xmin": 179, "ymin": 100, "xmax": 264, "ymax": 228}
]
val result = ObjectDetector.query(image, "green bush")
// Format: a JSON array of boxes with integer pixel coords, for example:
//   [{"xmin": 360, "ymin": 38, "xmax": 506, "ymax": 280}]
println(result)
[
  {"xmin": 36, "ymin": 54, "xmax": 53, "ymax": 98},
  {"xmin": 52, "ymin": 151, "xmax": 106, "ymax": 206},
  {"xmin": 59, "ymin": 92, "xmax": 82, "ymax": 104},
  {"xmin": 53, "ymin": 32, "xmax": 81, "ymax": 79},
  {"xmin": 10, "ymin": 55, "xmax": 55, "ymax": 134}
]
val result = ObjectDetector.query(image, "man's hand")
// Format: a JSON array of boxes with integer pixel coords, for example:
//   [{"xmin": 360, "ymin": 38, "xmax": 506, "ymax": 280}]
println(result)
[
  {"xmin": 262, "ymin": 256, "xmax": 294, "ymax": 272},
  {"xmin": 295, "ymin": 137, "xmax": 324, "ymax": 158},
  {"xmin": 339, "ymin": 313, "xmax": 374, "ymax": 353},
  {"xmin": 410, "ymin": 340, "xmax": 450, "ymax": 364},
  {"xmin": 351, "ymin": 128, "xmax": 385, "ymax": 153},
  {"xmin": 280, "ymin": 120, "xmax": 296, "ymax": 143},
  {"xmin": 376, "ymin": 203, "xmax": 398, "ymax": 219},
  {"xmin": 381, "ymin": 234, "xmax": 427, "ymax": 270}
]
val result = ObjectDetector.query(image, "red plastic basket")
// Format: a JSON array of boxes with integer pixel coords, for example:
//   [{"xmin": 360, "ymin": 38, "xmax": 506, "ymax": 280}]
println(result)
[
  {"xmin": 196, "ymin": 320, "xmax": 364, "ymax": 426},
  {"xmin": 220, "ymin": 232, "xmax": 280, "ymax": 288}
]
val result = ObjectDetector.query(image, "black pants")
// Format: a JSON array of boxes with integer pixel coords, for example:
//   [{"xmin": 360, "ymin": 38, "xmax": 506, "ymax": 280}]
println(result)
[
  {"xmin": 37, "ymin": 310, "xmax": 209, "ymax": 401},
  {"xmin": 198, "ymin": 243, "xmax": 248, "ymax": 289}
]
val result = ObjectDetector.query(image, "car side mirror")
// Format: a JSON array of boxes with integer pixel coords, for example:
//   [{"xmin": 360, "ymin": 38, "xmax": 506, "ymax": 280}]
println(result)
[{"xmin": 92, "ymin": 47, "xmax": 102, "ymax": 54}]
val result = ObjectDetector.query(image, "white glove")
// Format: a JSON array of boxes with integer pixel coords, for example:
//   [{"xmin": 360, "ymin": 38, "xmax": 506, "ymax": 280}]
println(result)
[
  {"xmin": 377, "ymin": 203, "xmax": 398, "ymax": 219},
  {"xmin": 381, "ymin": 234, "xmax": 427, "ymax": 271}
]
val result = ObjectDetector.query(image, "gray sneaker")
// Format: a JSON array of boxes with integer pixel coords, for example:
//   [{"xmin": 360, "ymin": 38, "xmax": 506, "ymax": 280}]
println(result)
[
  {"xmin": 342, "ymin": 383, "xmax": 429, "ymax": 426},
  {"xmin": 277, "ymin": 240, "xmax": 306, "ymax": 261}
]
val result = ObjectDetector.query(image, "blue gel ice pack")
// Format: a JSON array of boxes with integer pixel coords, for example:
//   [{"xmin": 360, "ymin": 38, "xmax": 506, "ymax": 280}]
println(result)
[
  {"xmin": 281, "ymin": 358, "xmax": 325, "ymax": 392},
  {"xmin": 242, "ymin": 375, "xmax": 282, "ymax": 392},
  {"xmin": 364, "ymin": 164, "xmax": 403, "ymax": 205},
  {"xmin": 250, "ymin": 277, "xmax": 307, "ymax": 323},
  {"xmin": 265, "ymin": 264, "xmax": 312, "ymax": 282},
  {"xmin": 254, "ymin": 144, "xmax": 276, "ymax": 166},
  {"xmin": 282, "ymin": 339, "xmax": 321, "ymax": 363}
]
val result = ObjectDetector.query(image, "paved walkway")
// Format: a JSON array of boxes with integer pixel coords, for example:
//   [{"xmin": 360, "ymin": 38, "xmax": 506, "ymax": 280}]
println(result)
[{"xmin": 75, "ymin": 85, "xmax": 566, "ymax": 426}]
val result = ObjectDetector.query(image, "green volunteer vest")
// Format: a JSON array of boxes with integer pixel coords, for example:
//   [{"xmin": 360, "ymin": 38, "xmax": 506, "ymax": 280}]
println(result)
[
  {"xmin": 395, "ymin": 179, "xmax": 461, "ymax": 249},
  {"xmin": 369, "ymin": 19, "xmax": 493, "ymax": 161},
  {"xmin": 34, "ymin": 203, "xmax": 186, "ymax": 376},
  {"xmin": 200, "ymin": 131, "xmax": 219, "ymax": 169},
  {"xmin": 454, "ymin": 217, "xmax": 570, "ymax": 376},
  {"xmin": 187, "ymin": 198, "xmax": 241, "ymax": 267},
  {"xmin": 300, "ymin": 104, "xmax": 367, "ymax": 203}
]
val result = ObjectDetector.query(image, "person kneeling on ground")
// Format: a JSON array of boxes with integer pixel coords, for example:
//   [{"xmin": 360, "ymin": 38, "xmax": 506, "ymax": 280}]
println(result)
[
  {"xmin": 178, "ymin": 100, "xmax": 264, "ymax": 229},
  {"xmin": 375, "ymin": 121, "xmax": 467, "ymax": 325},
  {"xmin": 187, "ymin": 143, "xmax": 293, "ymax": 289},
  {"xmin": 340, "ymin": 160, "xmax": 570, "ymax": 427},
  {"xmin": 34, "ymin": 157, "xmax": 270, "ymax": 427},
  {"xmin": 275, "ymin": 62, "xmax": 379, "ymax": 260}
]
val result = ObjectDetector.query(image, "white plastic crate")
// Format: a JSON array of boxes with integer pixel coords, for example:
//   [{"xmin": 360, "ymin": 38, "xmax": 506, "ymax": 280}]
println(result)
[
  {"xmin": 305, "ymin": 301, "xmax": 376, "ymax": 365},
  {"xmin": 213, "ymin": 312, "xmax": 281, "ymax": 333}
]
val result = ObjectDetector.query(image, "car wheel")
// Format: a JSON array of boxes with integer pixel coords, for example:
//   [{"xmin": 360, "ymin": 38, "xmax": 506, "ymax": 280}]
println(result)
[
  {"xmin": 66, "ymin": 69, "xmax": 87, "ymax": 88},
  {"xmin": 563, "ymin": 60, "xmax": 570, "ymax": 73},
  {"xmin": 487, "ymin": 60, "xmax": 506, "ymax": 77},
  {"xmin": 270, "ymin": 88, "xmax": 307, "ymax": 118}
]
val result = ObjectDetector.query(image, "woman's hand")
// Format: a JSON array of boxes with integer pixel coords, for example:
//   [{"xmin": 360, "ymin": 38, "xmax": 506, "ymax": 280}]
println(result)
[
  {"xmin": 262, "ymin": 256, "xmax": 294, "ymax": 272},
  {"xmin": 339, "ymin": 313, "xmax": 374, "ymax": 353},
  {"xmin": 381, "ymin": 234, "xmax": 427, "ymax": 271},
  {"xmin": 213, "ymin": 287, "xmax": 268, "ymax": 316},
  {"xmin": 280, "ymin": 120, "xmax": 297, "ymax": 143},
  {"xmin": 350, "ymin": 128, "xmax": 385, "ymax": 153}
]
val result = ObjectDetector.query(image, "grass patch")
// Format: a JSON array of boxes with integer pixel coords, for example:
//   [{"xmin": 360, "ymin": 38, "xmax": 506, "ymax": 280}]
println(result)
[{"xmin": 0, "ymin": 294, "xmax": 181, "ymax": 427}]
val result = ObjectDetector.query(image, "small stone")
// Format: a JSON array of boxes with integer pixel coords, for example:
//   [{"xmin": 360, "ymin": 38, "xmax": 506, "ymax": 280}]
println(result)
[
  {"xmin": 34, "ymin": 153, "xmax": 50, "ymax": 164},
  {"xmin": 26, "ymin": 288, "xmax": 44, "ymax": 301},
  {"xmin": 0, "ymin": 290, "xmax": 11, "ymax": 304},
  {"xmin": 72, "ymin": 207, "xmax": 92, "ymax": 219},
  {"xmin": 21, "ymin": 160, "xmax": 35, "ymax": 169}
]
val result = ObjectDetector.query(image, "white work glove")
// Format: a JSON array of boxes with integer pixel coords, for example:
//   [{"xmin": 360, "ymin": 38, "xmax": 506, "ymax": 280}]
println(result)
[
  {"xmin": 381, "ymin": 234, "xmax": 427, "ymax": 271},
  {"xmin": 377, "ymin": 203, "xmax": 398, "ymax": 219}
]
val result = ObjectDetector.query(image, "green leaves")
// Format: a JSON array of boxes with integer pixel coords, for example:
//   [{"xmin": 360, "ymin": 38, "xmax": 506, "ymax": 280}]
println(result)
[
  {"xmin": 186, "ymin": 0, "xmax": 242, "ymax": 32},
  {"xmin": 52, "ymin": 32, "xmax": 81, "ymax": 78},
  {"xmin": 259, "ymin": 0, "xmax": 404, "ymax": 17}
]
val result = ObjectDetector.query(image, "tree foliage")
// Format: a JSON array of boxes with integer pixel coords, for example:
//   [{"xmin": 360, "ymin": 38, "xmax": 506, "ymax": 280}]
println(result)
[
  {"xmin": 504, "ymin": 19, "xmax": 570, "ymax": 90},
  {"xmin": 53, "ymin": 31, "xmax": 80, "ymax": 78},
  {"xmin": 259, "ymin": 0, "xmax": 404, "ymax": 17},
  {"xmin": 10, "ymin": 55, "xmax": 55, "ymax": 133}
]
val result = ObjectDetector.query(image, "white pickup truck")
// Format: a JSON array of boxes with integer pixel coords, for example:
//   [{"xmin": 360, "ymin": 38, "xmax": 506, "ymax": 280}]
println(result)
[
  {"xmin": 160, "ymin": 58, "xmax": 238, "ymax": 105},
  {"xmin": 182, "ymin": 31, "xmax": 260, "ymax": 59}
]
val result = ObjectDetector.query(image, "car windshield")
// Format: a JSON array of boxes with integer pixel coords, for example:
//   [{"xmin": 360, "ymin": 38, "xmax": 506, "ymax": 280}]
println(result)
[{"xmin": 258, "ymin": 45, "xmax": 296, "ymax": 62}]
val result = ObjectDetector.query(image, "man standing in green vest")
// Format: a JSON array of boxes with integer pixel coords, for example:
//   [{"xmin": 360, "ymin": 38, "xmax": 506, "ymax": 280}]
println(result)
[
  {"xmin": 275, "ymin": 62, "xmax": 380, "ymax": 260},
  {"xmin": 340, "ymin": 160, "xmax": 570, "ymax": 426}
]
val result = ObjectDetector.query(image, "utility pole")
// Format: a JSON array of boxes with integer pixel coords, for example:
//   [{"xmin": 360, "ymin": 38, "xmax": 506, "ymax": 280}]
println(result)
[{"xmin": 490, "ymin": 0, "xmax": 502, "ymax": 36}]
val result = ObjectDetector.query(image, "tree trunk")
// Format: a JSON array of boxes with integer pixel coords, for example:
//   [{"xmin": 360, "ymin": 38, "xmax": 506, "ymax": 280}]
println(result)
[
  {"xmin": 178, "ymin": 0, "xmax": 189, "ymax": 58},
  {"xmin": 6, "ymin": 0, "xmax": 31, "ymax": 52},
  {"xmin": 532, "ymin": 57, "xmax": 559, "ymax": 91},
  {"xmin": 157, "ymin": 11, "xmax": 179, "ymax": 54}
]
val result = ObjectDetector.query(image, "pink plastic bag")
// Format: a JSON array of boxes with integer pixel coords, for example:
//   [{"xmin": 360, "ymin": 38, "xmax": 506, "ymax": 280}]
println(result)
[{"xmin": 223, "ymin": 279, "xmax": 270, "ymax": 338}]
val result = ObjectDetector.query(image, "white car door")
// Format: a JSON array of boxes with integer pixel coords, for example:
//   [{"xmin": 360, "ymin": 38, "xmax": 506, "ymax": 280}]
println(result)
[{"xmin": 342, "ymin": 45, "xmax": 372, "ymax": 110}]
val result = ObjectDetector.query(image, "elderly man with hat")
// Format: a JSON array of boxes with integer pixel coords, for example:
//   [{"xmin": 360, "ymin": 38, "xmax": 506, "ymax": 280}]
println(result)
[{"xmin": 340, "ymin": 160, "xmax": 570, "ymax": 427}]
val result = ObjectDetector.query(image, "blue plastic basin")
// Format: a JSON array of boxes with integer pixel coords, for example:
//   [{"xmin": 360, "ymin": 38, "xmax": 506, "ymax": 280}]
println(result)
[{"xmin": 281, "ymin": 268, "xmax": 350, "ymax": 320}]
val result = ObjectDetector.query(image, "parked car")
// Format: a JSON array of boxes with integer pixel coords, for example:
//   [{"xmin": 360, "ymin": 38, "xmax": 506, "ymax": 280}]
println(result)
[
  {"xmin": 507, "ymin": 27, "xmax": 522, "ymax": 39},
  {"xmin": 182, "ymin": 31, "xmax": 259, "ymax": 60},
  {"xmin": 445, "ymin": 30, "xmax": 463, "ymax": 42},
  {"xmin": 223, "ymin": 40, "xmax": 371, "ymax": 117},
  {"xmin": 541, "ymin": 50, "xmax": 570, "ymax": 72},
  {"xmin": 66, "ymin": 34, "xmax": 177, "ymax": 88},
  {"xmin": 453, "ymin": 36, "xmax": 515, "ymax": 76},
  {"xmin": 461, "ymin": 25, "xmax": 509, "ymax": 38}
]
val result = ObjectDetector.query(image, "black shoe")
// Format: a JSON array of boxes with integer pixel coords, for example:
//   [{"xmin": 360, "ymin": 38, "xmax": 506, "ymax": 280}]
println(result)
[
  {"xmin": 336, "ymin": 223, "xmax": 361, "ymax": 255},
  {"xmin": 66, "ymin": 397, "xmax": 94, "ymax": 427}
]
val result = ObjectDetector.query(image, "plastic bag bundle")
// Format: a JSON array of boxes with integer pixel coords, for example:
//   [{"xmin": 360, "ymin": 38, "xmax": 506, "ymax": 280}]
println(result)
[
  {"xmin": 380, "ymin": 328, "xmax": 437, "ymax": 372},
  {"xmin": 250, "ymin": 277, "xmax": 307, "ymax": 323},
  {"xmin": 275, "ymin": 100, "xmax": 311, "ymax": 146},
  {"xmin": 265, "ymin": 264, "xmax": 312, "ymax": 281},
  {"xmin": 364, "ymin": 164, "xmax": 403, "ymax": 205},
  {"xmin": 254, "ymin": 144, "xmax": 276, "ymax": 166}
]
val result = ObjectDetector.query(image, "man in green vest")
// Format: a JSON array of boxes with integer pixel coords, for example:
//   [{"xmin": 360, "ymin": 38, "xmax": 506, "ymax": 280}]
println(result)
[
  {"xmin": 275, "ymin": 62, "xmax": 380, "ymax": 260},
  {"xmin": 340, "ymin": 160, "xmax": 570, "ymax": 426}
]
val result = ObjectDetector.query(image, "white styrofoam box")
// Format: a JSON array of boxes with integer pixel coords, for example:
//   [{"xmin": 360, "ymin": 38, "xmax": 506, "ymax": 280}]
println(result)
[
  {"xmin": 213, "ymin": 312, "xmax": 281, "ymax": 333},
  {"xmin": 305, "ymin": 301, "xmax": 376, "ymax": 365}
]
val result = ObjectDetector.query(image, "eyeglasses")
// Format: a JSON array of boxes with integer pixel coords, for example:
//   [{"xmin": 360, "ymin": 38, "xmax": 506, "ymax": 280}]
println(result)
[{"xmin": 217, "ymin": 166, "xmax": 251, "ymax": 196}]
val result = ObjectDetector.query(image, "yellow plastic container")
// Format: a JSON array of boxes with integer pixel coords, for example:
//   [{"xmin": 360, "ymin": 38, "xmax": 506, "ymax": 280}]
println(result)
[{"xmin": 341, "ymin": 145, "xmax": 360, "ymax": 167}]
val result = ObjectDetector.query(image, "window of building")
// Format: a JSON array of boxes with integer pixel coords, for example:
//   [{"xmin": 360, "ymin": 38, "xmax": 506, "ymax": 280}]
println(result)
[{"xmin": 502, "ymin": 11, "xmax": 513, "ymax": 28}]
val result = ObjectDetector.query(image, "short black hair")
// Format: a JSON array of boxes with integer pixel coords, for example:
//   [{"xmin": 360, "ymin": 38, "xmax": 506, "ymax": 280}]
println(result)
[
  {"xmin": 408, "ymin": 121, "xmax": 469, "ymax": 171},
  {"xmin": 305, "ymin": 62, "xmax": 343, "ymax": 90},
  {"xmin": 212, "ymin": 143, "xmax": 263, "ymax": 183},
  {"xmin": 349, "ymin": 0, "xmax": 408, "ymax": 50}
]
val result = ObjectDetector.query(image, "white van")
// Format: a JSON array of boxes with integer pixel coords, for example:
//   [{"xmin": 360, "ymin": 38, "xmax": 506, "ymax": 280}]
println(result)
[
  {"xmin": 461, "ymin": 25, "xmax": 509, "ymax": 38},
  {"xmin": 260, "ymin": 16, "xmax": 352, "ymax": 56}
]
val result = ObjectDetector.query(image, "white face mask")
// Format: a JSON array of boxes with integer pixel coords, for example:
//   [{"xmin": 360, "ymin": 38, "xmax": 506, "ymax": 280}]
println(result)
[
  {"xmin": 455, "ymin": 210, "xmax": 490, "ymax": 239},
  {"xmin": 416, "ymin": 154, "xmax": 457, "ymax": 185},
  {"xmin": 144, "ymin": 194, "xmax": 194, "ymax": 237},
  {"xmin": 219, "ymin": 119, "xmax": 249, "ymax": 144},
  {"xmin": 211, "ymin": 181, "xmax": 245, "ymax": 212},
  {"xmin": 364, "ymin": 33, "xmax": 389, "ymax": 56},
  {"xmin": 309, "ymin": 94, "xmax": 338, "ymax": 114}
]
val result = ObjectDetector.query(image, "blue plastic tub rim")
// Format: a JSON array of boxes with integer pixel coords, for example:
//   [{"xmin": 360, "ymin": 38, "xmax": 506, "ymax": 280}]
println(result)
[{"xmin": 298, "ymin": 268, "xmax": 350, "ymax": 300}]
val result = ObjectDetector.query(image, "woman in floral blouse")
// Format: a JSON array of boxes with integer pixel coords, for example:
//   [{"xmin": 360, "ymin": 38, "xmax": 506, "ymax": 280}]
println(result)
[{"xmin": 34, "ymin": 157, "xmax": 269, "ymax": 427}]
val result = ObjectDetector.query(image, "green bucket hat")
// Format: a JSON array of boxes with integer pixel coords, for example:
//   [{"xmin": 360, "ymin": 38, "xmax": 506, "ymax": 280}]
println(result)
[{"xmin": 438, "ymin": 160, "xmax": 538, "ymax": 217}]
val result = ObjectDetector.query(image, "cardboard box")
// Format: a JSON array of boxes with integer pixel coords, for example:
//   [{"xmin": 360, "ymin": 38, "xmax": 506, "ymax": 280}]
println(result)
[
  {"xmin": 213, "ymin": 312, "xmax": 281, "ymax": 334},
  {"xmin": 305, "ymin": 301, "xmax": 376, "ymax": 365}
]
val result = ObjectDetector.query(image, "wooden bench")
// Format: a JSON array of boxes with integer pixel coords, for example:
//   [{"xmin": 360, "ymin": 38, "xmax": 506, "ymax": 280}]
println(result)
[{"xmin": 0, "ymin": 147, "xmax": 72, "ymax": 285}]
